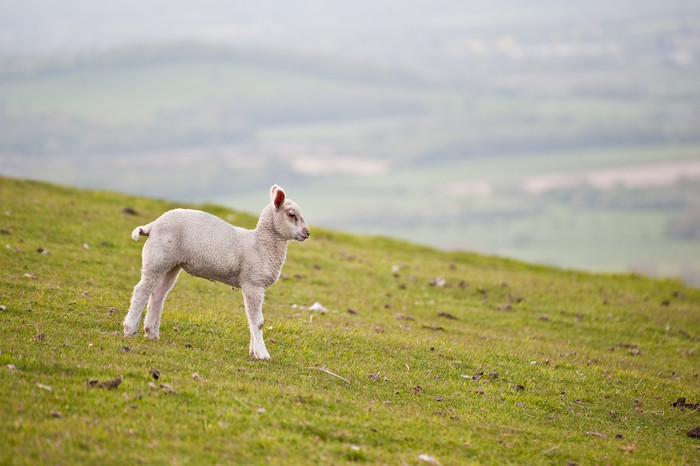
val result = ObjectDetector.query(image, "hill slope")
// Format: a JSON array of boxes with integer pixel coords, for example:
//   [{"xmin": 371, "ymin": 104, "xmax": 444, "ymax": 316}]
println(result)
[{"xmin": 1, "ymin": 176, "xmax": 698, "ymax": 464}]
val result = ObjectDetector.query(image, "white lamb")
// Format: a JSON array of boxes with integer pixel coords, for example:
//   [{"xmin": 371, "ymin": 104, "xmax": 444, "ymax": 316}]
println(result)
[{"xmin": 123, "ymin": 185, "xmax": 310, "ymax": 360}]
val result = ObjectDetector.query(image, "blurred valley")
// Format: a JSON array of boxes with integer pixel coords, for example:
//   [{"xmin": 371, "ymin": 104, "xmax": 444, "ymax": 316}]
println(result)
[{"xmin": 1, "ymin": 0, "xmax": 699, "ymax": 284}]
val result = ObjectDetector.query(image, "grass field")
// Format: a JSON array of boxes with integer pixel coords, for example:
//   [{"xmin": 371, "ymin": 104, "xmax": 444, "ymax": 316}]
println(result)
[{"xmin": 1, "ymin": 176, "xmax": 699, "ymax": 464}]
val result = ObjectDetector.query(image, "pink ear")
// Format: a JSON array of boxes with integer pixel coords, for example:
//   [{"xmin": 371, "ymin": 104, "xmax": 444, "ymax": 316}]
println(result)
[{"xmin": 272, "ymin": 185, "xmax": 286, "ymax": 208}]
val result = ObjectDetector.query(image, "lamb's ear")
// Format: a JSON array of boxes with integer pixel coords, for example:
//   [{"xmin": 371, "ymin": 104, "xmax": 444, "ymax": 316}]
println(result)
[{"xmin": 271, "ymin": 185, "xmax": 286, "ymax": 209}]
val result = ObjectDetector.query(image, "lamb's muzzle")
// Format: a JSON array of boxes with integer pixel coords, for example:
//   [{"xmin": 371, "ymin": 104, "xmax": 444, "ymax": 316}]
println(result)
[{"xmin": 123, "ymin": 184, "xmax": 309, "ymax": 360}]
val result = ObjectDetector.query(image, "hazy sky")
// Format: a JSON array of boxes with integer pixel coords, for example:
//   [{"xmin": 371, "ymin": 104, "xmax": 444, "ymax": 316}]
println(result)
[{"xmin": 2, "ymin": 0, "xmax": 696, "ymax": 58}]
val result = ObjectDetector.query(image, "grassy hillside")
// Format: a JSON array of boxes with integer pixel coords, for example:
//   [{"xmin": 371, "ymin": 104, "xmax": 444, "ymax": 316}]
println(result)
[{"xmin": 1, "ymin": 176, "xmax": 698, "ymax": 464}]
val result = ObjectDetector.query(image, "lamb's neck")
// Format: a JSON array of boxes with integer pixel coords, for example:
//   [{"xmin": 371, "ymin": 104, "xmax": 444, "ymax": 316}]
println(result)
[{"xmin": 253, "ymin": 209, "xmax": 288, "ymax": 272}]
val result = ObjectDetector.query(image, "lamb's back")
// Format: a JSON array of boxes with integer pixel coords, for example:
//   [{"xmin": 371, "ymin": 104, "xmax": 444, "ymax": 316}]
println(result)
[{"xmin": 150, "ymin": 209, "xmax": 252, "ymax": 284}]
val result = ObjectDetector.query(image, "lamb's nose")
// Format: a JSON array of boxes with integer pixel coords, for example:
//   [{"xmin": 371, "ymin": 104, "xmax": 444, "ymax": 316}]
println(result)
[{"xmin": 303, "ymin": 227, "xmax": 310, "ymax": 238}]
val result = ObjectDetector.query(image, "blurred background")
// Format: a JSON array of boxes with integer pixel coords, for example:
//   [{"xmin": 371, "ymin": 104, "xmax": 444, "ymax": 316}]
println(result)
[{"xmin": 1, "ymin": 0, "xmax": 699, "ymax": 285}]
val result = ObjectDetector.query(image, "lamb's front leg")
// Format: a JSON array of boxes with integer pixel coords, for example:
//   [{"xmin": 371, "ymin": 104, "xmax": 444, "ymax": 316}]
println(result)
[{"xmin": 241, "ymin": 286, "xmax": 270, "ymax": 360}]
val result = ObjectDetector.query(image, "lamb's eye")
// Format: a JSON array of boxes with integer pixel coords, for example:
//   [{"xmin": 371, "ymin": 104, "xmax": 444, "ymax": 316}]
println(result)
[{"xmin": 288, "ymin": 212, "xmax": 296, "ymax": 219}]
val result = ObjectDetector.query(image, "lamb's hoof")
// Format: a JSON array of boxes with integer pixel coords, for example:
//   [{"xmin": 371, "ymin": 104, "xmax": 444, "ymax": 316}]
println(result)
[
  {"xmin": 250, "ymin": 348, "xmax": 271, "ymax": 360},
  {"xmin": 123, "ymin": 324, "xmax": 138, "ymax": 338},
  {"xmin": 144, "ymin": 328, "xmax": 159, "ymax": 340}
]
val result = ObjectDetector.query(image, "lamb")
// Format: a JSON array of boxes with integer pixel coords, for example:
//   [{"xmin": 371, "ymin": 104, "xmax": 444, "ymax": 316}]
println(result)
[{"xmin": 123, "ymin": 185, "xmax": 310, "ymax": 360}]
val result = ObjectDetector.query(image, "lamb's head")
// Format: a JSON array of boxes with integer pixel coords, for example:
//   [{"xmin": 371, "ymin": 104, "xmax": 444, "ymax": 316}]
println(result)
[{"xmin": 270, "ymin": 185, "xmax": 310, "ymax": 242}]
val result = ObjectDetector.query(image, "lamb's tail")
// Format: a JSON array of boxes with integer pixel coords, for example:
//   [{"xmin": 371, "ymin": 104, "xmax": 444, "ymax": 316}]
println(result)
[{"xmin": 131, "ymin": 223, "xmax": 153, "ymax": 241}]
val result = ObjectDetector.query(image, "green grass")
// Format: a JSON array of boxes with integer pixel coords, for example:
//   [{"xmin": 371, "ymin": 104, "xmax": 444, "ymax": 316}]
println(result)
[{"xmin": 1, "ymin": 176, "xmax": 699, "ymax": 464}]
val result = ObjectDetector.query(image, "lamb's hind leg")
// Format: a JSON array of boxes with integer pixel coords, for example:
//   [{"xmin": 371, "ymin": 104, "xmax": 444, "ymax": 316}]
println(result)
[
  {"xmin": 242, "ymin": 286, "xmax": 270, "ymax": 360},
  {"xmin": 144, "ymin": 266, "xmax": 181, "ymax": 339},
  {"xmin": 124, "ymin": 269, "xmax": 167, "ymax": 337}
]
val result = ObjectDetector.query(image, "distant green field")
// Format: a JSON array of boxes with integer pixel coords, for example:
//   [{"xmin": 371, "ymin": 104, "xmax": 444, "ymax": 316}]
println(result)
[
  {"xmin": 0, "ymin": 61, "xmax": 366, "ymax": 123},
  {"xmin": 2, "ymin": 47, "xmax": 697, "ymax": 158}
]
